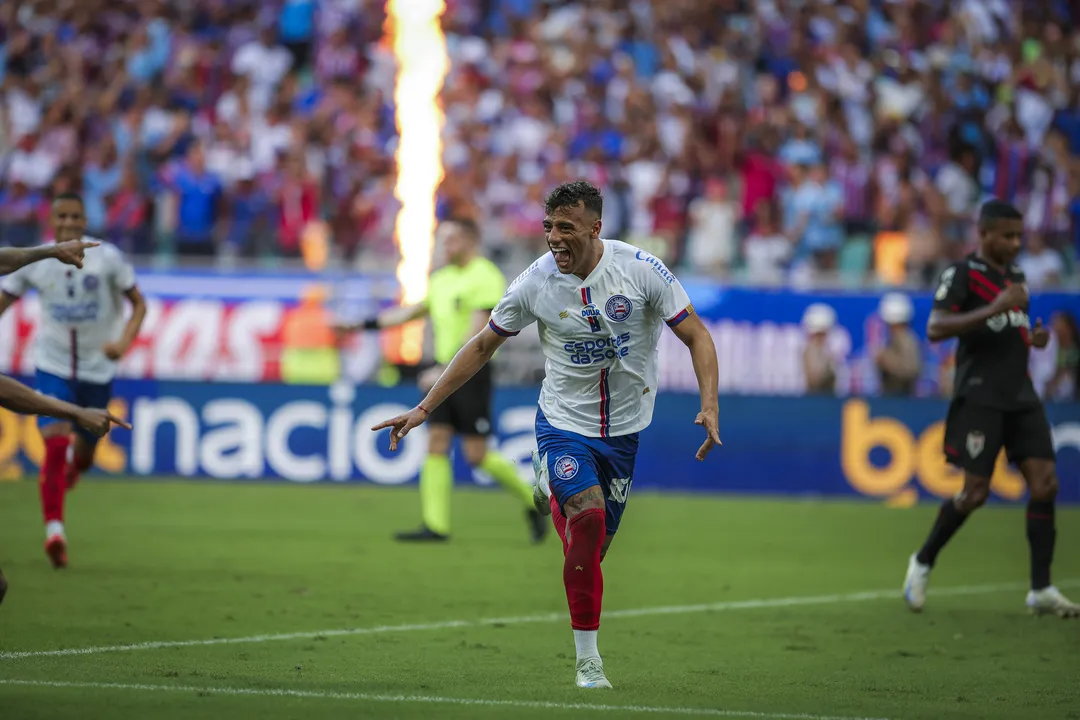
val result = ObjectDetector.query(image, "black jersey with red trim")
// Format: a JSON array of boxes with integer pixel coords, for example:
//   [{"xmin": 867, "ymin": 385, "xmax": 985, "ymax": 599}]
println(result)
[{"xmin": 932, "ymin": 254, "xmax": 1039, "ymax": 410}]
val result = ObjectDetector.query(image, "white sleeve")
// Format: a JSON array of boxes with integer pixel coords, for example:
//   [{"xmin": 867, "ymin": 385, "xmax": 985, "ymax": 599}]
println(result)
[
  {"xmin": 1, "ymin": 265, "xmax": 33, "ymax": 298},
  {"xmin": 105, "ymin": 245, "xmax": 137, "ymax": 292},
  {"xmin": 488, "ymin": 261, "xmax": 540, "ymax": 337},
  {"xmin": 637, "ymin": 251, "xmax": 693, "ymax": 327}
]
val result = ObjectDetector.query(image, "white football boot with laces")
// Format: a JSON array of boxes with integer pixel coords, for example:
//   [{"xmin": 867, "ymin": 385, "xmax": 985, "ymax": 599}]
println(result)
[
  {"xmin": 575, "ymin": 657, "xmax": 612, "ymax": 689},
  {"xmin": 903, "ymin": 554, "xmax": 931, "ymax": 612},
  {"xmin": 1026, "ymin": 586, "xmax": 1080, "ymax": 618}
]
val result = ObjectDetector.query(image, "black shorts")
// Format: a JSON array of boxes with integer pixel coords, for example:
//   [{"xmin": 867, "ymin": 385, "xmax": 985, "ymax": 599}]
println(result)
[
  {"xmin": 428, "ymin": 364, "xmax": 493, "ymax": 436},
  {"xmin": 943, "ymin": 398, "xmax": 1056, "ymax": 478}
]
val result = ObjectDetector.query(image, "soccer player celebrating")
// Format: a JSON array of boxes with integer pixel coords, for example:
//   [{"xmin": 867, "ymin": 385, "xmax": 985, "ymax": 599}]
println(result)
[
  {"xmin": 0, "ymin": 193, "xmax": 147, "ymax": 569},
  {"xmin": 372, "ymin": 182, "xmax": 722, "ymax": 687},
  {"xmin": 338, "ymin": 218, "xmax": 547, "ymax": 543},
  {"xmin": 0, "ymin": 238, "xmax": 131, "ymax": 600},
  {"xmin": 904, "ymin": 199, "xmax": 1079, "ymax": 618}
]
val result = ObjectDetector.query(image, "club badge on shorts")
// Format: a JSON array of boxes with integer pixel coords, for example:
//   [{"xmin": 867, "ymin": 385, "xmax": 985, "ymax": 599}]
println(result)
[
  {"xmin": 966, "ymin": 431, "xmax": 985, "ymax": 458},
  {"xmin": 554, "ymin": 455, "xmax": 579, "ymax": 480}
]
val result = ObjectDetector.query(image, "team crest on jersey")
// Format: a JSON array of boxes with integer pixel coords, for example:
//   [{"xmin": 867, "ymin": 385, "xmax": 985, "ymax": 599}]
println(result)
[
  {"xmin": 82, "ymin": 274, "xmax": 100, "ymax": 291},
  {"xmin": 605, "ymin": 295, "xmax": 633, "ymax": 322},
  {"xmin": 966, "ymin": 431, "xmax": 985, "ymax": 458},
  {"xmin": 553, "ymin": 455, "xmax": 579, "ymax": 480}
]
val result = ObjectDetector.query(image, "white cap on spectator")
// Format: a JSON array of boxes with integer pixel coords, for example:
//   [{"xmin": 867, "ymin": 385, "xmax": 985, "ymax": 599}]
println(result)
[
  {"xmin": 802, "ymin": 303, "xmax": 837, "ymax": 334},
  {"xmin": 879, "ymin": 292, "xmax": 914, "ymax": 325}
]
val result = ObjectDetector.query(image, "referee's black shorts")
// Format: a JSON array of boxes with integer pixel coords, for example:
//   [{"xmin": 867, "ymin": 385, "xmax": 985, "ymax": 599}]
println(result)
[
  {"xmin": 429, "ymin": 363, "xmax": 494, "ymax": 436},
  {"xmin": 943, "ymin": 398, "xmax": 1056, "ymax": 478}
]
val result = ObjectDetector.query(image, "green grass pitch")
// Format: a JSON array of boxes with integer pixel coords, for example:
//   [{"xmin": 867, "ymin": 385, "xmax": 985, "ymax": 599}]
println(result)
[{"xmin": 0, "ymin": 479, "xmax": 1078, "ymax": 720}]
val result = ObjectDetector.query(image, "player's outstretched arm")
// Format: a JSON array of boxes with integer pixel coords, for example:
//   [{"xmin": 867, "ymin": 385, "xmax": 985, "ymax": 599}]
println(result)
[
  {"xmin": 0, "ymin": 240, "xmax": 100, "ymax": 275},
  {"xmin": 670, "ymin": 312, "xmax": 722, "ymax": 460},
  {"xmin": 336, "ymin": 304, "xmax": 429, "ymax": 336},
  {"xmin": 927, "ymin": 283, "xmax": 1027, "ymax": 342},
  {"xmin": 371, "ymin": 325, "xmax": 508, "ymax": 451},
  {"xmin": 0, "ymin": 374, "xmax": 131, "ymax": 436}
]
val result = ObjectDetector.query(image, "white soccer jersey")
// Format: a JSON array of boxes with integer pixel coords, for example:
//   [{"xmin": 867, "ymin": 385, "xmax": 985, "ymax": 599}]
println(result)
[
  {"xmin": 1, "ymin": 238, "xmax": 136, "ymax": 384},
  {"xmin": 489, "ymin": 239, "xmax": 693, "ymax": 438}
]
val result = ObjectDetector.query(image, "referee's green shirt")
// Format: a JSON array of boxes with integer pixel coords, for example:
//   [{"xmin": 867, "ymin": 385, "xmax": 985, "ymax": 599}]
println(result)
[{"xmin": 426, "ymin": 257, "xmax": 507, "ymax": 365}]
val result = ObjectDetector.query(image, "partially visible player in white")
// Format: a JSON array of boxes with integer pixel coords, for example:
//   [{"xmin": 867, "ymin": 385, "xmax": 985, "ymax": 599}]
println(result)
[
  {"xmin": 0, "ymin": 193, "xmax": 146, "ymax": 569},
  {"xmin": 0, "ymin": 238, "xmax": 131, "ymax": 603},
  {"xmin": 373, "ymin": 181, "xmax": 721, "ymax": 689}
]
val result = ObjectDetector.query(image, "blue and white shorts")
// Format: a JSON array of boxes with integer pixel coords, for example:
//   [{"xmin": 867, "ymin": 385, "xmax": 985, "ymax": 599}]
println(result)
[
  {"xmin": 535, "ymin": 408, "xmax": 639, "ymax": 536},
  {"xmin": 36, "ymin": 370, "xmax": 113, "ymax": 444}
]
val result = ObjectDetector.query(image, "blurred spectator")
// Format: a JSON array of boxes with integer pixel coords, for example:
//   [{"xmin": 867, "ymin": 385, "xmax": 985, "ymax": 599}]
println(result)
[
  {"xmin": 0, "ymin": 180, "xmax": 42, "ymax": 247},
  {"xmin": 223, "ymin": 162, "xmax": 272, "ymax": 259},
  {"xmin": 743, "ymin": 200, "xmax": 791, "ymax": 283},
  {"xmin": 1017, "ymin": 233, "xmax": 1065, "ymax": 289},
  {"xmin": 1046, "ymin": 311, "xmax": 1079, "ymax": 402},
  {"xmin": 933, "ymin": 145, "xmax": 981, "ymax": 259},
  {"xmin": 785, "ymin": 160, "xmax": 844, "ymax": 277},
  {"xmin": 158, "ymin": 143, "xmax": 224, "ymax": 257},
  {"xmin": 874, "ymin": 293, "xmax": 922, "ymax": 397},
  {"xmin": 231, "ymin": 26, "xmax": 293, "ymax": 112},
  {"xmin": 802, "ymin": 303, "xmax": 838, "ymax": 396},
  {"xmin": 106, "ymin": 163, "xmax": 150, "ymax": 254},
  {"xmin": 685, "ymin": 178, "xmax": 737, "ymax": 275}
]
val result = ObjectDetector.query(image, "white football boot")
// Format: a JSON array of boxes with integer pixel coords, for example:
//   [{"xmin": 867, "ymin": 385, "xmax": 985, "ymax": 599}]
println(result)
[
  {"xmin": 531, "ymin": 451, "xmax": 551, "ymax": 517},
  {"xmin": 903, "ymin": 553, "xmax": 931, "ymax": 612},
  {"xmin": 1026, "ymin": 586, "xmax": 1080, "ymax": 618},
  {"xmin": 575, "ymin": 657, "xmax": 612, "ymax": 689}
]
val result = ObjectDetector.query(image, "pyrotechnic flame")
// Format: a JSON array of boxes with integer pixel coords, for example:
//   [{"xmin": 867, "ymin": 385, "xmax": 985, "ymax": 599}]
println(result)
[{"xmin": 387, "ymin": 0, "xmax": 448, "ymax": 365}]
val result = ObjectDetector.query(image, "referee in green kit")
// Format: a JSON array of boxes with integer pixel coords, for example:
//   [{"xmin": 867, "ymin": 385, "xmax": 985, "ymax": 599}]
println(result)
[{"xmin": 338, "ymin": 218, "xmax": 547, "ymax": 544}]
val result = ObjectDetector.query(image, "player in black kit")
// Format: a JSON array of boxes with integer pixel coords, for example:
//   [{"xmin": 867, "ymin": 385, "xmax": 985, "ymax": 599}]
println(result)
[{"xmin": 903, "ymin": 200, "xmax": 1078, "ymax": 618}]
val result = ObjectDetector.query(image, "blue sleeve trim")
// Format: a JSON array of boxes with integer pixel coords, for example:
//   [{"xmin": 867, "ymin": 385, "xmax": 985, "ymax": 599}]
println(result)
[{"xmin": 488, "ymin": 319, "xmax": 520, "ymax": 337}]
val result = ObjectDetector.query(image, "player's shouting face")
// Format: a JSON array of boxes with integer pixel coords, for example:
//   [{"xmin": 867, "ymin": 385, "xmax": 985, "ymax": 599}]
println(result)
[
  {"xmin": 50, "ymin": 197, "xmax": 88, "ymax": 244},
  {"xmin": 543, "ymin": 201, "xmax": 602, "ymax": 277}
]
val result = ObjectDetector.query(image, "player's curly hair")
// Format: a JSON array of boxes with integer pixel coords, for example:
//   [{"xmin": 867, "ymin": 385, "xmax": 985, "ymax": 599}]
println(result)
[{"xmin": 544, "ymin": 181, "xmax": 603, "ymax": 219}]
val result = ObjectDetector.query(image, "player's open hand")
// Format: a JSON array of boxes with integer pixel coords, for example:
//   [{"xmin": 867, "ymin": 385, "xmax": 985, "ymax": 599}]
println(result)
[
  {"xmin": 693, "ymin": 408, "xmax": 722, "ymax": 461},
  {"xmin": 371, "ymin": 406, "xmax": 430, "ymax": 452},
  {"xmin": 1031, "ymin": 318, "xmax": 1051, "ymax": 349},
  {"xmin": 72, "ymin": 408, "xmax": 132, "ymax": 437},
  {"xmin": 52, "ymin": 239, "xmax": 100, "ymax": 269}
]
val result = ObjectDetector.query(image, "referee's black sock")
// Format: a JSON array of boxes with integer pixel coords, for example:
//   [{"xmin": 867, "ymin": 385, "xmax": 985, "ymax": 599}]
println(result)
[
  {"xmin": 916, "ymin": 499, "xmax": 970, "ymax": 567},
  {"xmin": 1026, "ymin": 500, "xmax": 1056, "ymax": 590}
]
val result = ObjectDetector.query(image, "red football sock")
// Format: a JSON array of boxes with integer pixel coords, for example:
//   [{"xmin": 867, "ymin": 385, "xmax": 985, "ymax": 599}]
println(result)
[
  {"xmin": 563, "ymin": 507, "xmax": 605, "ymax": 632},
  {"xmin": 66, "ymin": 447, "xmax": 93, "ymax": 489},
  {"xmin": 550, "ymin": 494, "xmax": 569, "ymax": 556},
  {"xmin": 40, "ymin": 436, "xmax": 70, "ymax": 525}
]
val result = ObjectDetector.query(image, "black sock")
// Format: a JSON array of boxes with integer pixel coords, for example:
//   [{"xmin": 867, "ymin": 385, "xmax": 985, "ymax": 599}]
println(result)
[
  {"xmin": 916, "ymin": 499, "xmax": 970, "ymax": 567},
  {"xmin": 1026, "ymin": 500, "xmax": 1056, "ymax": 590}
]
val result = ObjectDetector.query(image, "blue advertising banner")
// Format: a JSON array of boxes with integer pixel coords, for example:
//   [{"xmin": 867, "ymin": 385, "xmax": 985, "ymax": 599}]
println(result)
[
  {"xmin": 2, "ymin": 381, "xmax": 1076, "ymax": 504},
  {"xmin": 657, "ymin": 284, "xmax": 1080, "ymax": 398}
]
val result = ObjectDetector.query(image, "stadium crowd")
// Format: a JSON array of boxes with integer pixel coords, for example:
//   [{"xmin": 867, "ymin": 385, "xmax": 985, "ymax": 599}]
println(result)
[{"xmin": 1, "ymin": 0, "xmax": 1080, "ymax": 287}]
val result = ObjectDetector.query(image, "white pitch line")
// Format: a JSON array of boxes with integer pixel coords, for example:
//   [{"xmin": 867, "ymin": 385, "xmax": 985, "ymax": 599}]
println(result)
[
  {"xmin": 1, "ymin": 579, "xmax": 1072, "ymax": 661},
  {"xmin": 0, "ymin": 679, "xmax": 890, "ymax": 720}
]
